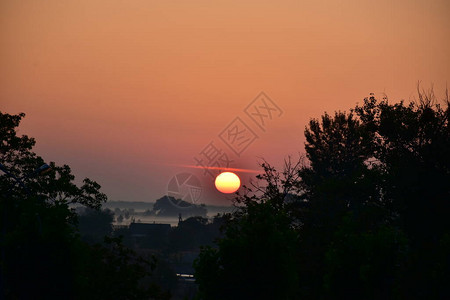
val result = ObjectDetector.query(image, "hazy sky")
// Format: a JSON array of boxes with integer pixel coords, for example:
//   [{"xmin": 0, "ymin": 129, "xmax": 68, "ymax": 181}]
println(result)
[{"xmin": 1, "ymin": 0, "xmax": 449, "ymax": 205}]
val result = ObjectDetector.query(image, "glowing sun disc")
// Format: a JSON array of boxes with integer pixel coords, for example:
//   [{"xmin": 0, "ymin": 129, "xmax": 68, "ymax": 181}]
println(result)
[{"xmin": 215, "ymin": 172, "xmax": 241, "ymax": 193}]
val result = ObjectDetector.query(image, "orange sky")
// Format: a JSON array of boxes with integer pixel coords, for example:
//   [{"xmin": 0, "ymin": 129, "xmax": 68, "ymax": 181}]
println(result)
[{"xmin": 1, "ymin": 0, "xmax": 449, "ymax": 205}]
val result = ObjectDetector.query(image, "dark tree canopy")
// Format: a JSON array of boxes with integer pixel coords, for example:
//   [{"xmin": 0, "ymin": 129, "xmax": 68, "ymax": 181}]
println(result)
[
  {"xmin": 194, "ymin": 89, "xmax": 450, "ymax": 299},
  {"xmin": 0, "ymin": 111, "xmax": 168, "ymax": 299}
]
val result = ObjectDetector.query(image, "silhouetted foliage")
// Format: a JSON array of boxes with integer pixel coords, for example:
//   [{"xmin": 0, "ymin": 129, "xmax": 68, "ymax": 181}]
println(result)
[
  {"xmin": 77, "ymin": 207, "xmax": 114, "ymax": 244},
  {"xmin": 0, "ymin": 111, "xmax": 168, "ymax": 299},
  {"xmin": 75, "ymin": 237, "xmax": 170, "ymax": 300},
  {"xmin": 194, "ymin": 87, "xmax": 450, "ymax": 299},
  {"xmin": 194, "ymin": 158, "xmax": 302, "ymax": 300}
]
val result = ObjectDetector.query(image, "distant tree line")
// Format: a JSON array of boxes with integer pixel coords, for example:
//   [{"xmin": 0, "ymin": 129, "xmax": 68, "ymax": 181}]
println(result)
[
  {"xmin": 194, "ymin": 89, "xmax": 450, "ymax": 299},
  {"xmin": 113, "ymin": 207, "xmax": 135, "ymax": 223},
  {"xmin": 145, "ymin": 196, "xmax": 207, "ymax": 218}
]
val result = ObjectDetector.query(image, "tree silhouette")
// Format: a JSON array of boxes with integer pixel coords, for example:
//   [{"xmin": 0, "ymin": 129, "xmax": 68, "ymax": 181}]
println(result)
[
  {"xmin": 194, "ymin": 88, "xmax": 450, "ymax": 299},
  {"xmin": 77, "ymin": 208, "xmax": 114, "ymax": 244},
  {"xmin": 194, "ymin": 159, "xmax": 302, "ymax": 300},
  {"xmin": 0, "ymin": 111, "xmax": 169, "ymax": 299}
]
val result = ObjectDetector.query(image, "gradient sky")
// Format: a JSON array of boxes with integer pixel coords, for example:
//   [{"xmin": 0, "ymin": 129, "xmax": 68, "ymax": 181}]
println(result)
[{"xmin": 1, "ymin": 0, "xmax": 449, "ymax": 205}]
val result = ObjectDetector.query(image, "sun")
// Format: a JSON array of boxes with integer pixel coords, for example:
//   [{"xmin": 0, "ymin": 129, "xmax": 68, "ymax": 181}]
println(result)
[{"xmin": 215, "ymin": 172, "xmax": 241, "ymax": 194}]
